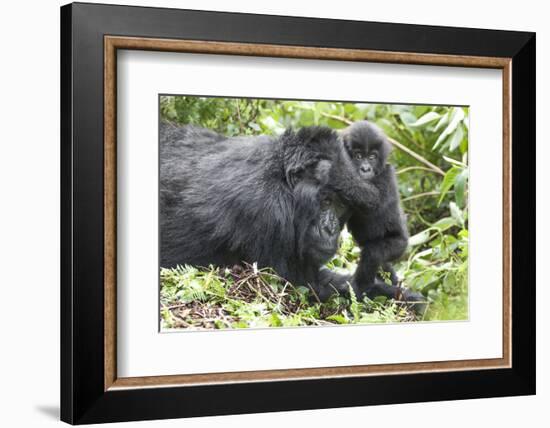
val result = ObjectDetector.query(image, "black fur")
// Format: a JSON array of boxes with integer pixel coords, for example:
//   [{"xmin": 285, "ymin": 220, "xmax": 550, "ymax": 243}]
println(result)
[
  {"xmin": 340, "ymin": 121, "xmax": 425, "ymax": 309},
  {"xmin": 159, "ymin": 122, "xmax": 376, "ymax": 294}
]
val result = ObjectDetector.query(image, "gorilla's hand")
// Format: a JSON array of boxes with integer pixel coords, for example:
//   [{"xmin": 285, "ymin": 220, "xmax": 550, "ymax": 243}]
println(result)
[{"xmin": 328, "ymin": 147, "xmax": 381, "ymax": 211}]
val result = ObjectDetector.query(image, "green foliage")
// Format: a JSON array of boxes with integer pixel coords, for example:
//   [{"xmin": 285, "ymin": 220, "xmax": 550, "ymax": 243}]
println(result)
[
  {"xmin": 161, "ymin": 264, "xmax": 417, "ymax": 330},
  {"xmin": 160, "ymin": 96, "xmax": 470, "ymax": 326},
  {"xmin": 160, "ymin": 96, "xmax": 264, "ymax": 137}
]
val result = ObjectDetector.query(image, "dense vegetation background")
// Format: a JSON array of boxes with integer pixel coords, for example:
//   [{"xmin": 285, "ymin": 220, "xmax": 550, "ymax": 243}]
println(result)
[{"xmin": 159, "ymin": 96, "xmax": 469, "ymax": 329}]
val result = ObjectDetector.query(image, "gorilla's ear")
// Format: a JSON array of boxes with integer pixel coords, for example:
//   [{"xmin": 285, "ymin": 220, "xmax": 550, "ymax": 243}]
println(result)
[{"xmin": 286, "ymin": 168, "xmax": 303, "ymax": 189}]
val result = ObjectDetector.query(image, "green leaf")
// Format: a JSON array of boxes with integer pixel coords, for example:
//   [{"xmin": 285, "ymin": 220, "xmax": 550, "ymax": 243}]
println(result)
[
  {"xmin": 433, "ymin": 111, "xmax": 450, "ymax": 133},
  {"xmin": 399, "ymin": 112, "xmax": 417, "ymax": 125},
  {"xmin": 261, "ymin": 116, "xmax": 285, "ymax": 134},
  {"xmin": 349, "ymin": 285, "xmax": 361, "ymax": 322},
  {"xmin": 248, "ymin": 122, "xmax": 261, "ymax": 132},
  {"xmin": 409, "ymin": 230, "xmax": 431, "ymax": 246},
  {"xmin": 432, "ymin": 108, "xmax": 465, "ymax": 150},
  {"xmin": 326, "ymin": 314, "xmax": 349, "ymax": 324},
  {"xmin": 432, "ymin": 217, "xmax": 457, "ymax": 232},
  {"xmin": 454, "ymin": 168, "xmax": 468, "ymax": 207},
  {"xmin": 270, "ymin": 313, "xmax": 283, "ymax": 327},
  {"xmin": 373, "ymin": 295, "xmax": 388, "ymax": 304},
  {"xmin": 438, "ymin": 166, "xmax": 460, "ymax": 205},
  {"xmin": 411, "ymin": 248, "xmax": 433, "ymax": 261},
  {"xmin": 409, "ymin": 111, "xmax": 441, "ymax": 127},
  {"xmin": 450, "ymin": 201, "xmax": 464, "ymax": 226},
  {"xmin": 448, "ymin": 124, "xmax": 464, "ymax": 151},
  {"xmin": 409, "ymin": 217, "xmax": 456, "ymax": 248}
]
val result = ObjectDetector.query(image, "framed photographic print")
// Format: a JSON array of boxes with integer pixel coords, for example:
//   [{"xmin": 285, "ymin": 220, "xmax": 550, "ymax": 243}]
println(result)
[{"xmin": 60, "ymin": 2, "xmax": 536, "ymax": 424}]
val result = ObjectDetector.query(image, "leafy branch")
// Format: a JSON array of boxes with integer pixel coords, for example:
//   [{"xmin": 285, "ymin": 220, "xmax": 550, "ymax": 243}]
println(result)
[{"xmin": 320, "ymin": 112, "xmax": 444, "ymax": 176}]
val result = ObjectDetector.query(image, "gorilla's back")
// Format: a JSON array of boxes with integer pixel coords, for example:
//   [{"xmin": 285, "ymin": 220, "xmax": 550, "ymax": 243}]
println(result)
[{"xmin": 159, "ymin": 122, "xmax": 286, "ymax": 270}]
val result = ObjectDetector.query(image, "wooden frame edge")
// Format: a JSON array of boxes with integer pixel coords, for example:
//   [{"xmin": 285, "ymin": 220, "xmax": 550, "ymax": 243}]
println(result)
[
  {"xmin": 105, "ymin": 35, "xmax": 511, "ymax": 68},
  {"xmin": 109, "ymin": 357, "xmax": 508, "ymax": 390},
  {"xmin": 502, "ymin": 61, "xmax": 513, "ymax": 370},
  {"xmin": 104, "ymin": 36, "xmax": 117, "ymax": 390},
  {"xmin": 103, "ymin": 35, "xmax": 513, "ymax": 391}
]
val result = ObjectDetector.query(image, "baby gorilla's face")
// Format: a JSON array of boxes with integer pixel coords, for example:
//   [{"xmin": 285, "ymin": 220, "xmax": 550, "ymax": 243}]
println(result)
[{"xmin": 341, "ymin": 121, "xmax": 391, "ymax": 180}]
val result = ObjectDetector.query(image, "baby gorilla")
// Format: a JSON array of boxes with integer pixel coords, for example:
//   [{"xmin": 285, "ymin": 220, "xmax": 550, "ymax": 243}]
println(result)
[{"xmin": 340, "ymin": 121, "xmax": 425, "ymax": 309}]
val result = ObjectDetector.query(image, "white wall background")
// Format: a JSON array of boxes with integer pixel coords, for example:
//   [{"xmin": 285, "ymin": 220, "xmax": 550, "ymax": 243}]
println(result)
[{"xmin": 0, "ymin": 1, "xmax": 545, "ymax": 427}]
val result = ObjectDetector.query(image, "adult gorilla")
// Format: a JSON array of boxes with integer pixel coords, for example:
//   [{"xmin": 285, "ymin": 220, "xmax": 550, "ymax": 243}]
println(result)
[{"xmin": 160, "ymin": 122, "xmax": 378, "ymax": 296}]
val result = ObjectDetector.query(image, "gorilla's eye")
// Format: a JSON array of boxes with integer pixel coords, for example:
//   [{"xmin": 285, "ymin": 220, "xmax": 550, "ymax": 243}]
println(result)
[
  {"xmin": 354, "ymin": 152, "xmax": 363, "ymax": 160},
  {"xmin": 368, "ymin": 152, "xmax": 378, "ymax": 161}
]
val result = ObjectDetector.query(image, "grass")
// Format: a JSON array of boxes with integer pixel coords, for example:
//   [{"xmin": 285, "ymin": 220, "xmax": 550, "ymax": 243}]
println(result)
[
  {"xmin": 160, "ymin": 229, "xmax": 468, "ymax": 331},
  {"xmin": 160, "ymin": 263, "xmax": 419, "ymax": 331}
]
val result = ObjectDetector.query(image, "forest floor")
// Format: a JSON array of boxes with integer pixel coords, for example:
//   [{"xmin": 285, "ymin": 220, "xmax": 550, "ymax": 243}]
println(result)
[{"xmin": 160, "ymin": 264, "xmax": 424, "ymax": 331}]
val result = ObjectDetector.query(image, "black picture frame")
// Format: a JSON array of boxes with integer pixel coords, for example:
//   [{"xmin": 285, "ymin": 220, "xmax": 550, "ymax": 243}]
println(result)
[{"xmin": 61, "ymin": 2, "xmax": 535, "ymax": 424}]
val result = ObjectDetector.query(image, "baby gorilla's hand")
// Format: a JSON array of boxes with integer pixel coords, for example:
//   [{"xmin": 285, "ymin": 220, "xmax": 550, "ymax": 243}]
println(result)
[{"xmin": 372, "ymin": 163, "xmax": 394, "ymax": 183}]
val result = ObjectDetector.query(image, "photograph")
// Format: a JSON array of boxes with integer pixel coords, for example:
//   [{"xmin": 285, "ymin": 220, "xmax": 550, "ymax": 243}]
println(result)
[
  {"xmin": 54, "ymin": 1, "xmax": 536, "ymax": 424},
  {"xmin": 159, "ymin": 96, "xmax": 470, "ymax": 331}
]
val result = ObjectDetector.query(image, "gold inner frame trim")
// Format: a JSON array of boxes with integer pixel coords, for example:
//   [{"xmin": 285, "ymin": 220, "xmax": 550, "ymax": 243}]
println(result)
[{"xmin": 104, "ymin": 35, "xmax": 512, "ymax": 391}]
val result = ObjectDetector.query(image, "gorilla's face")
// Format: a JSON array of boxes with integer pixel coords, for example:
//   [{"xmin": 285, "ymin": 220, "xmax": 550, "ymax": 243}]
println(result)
[
  {"xmin": 341, "ymin": 121, "xmax": 391, "ymax": 180},
  {"xmin": 304, "ymin": 192, "xmax": 346, "ymax": 265}
]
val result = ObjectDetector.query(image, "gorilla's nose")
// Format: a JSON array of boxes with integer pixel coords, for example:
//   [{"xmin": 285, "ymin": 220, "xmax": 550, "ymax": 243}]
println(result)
[
  {"xmin": 324, "ymin": 221, "xmax": 336, "ymax": 235},
  {"xmin": 325, "ymin": 219, "xmax": 338, "ymax": 235},
  {"xmin": 360, "ymin": 164, "xmax": 372, "ymax": 173}
]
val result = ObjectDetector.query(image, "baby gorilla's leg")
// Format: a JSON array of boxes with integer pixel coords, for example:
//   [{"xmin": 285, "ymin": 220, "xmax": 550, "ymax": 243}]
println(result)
[
  {"xmin": 353, "ymin": 246, "xmax": 380, "ymax": 288},
  {"xmin": 355, "ymin": 233, "xmax": 408, "ymax": 286},
  {"xmin": 354, "ymin": 243, "xmax": 426, "ymax": 315}
]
